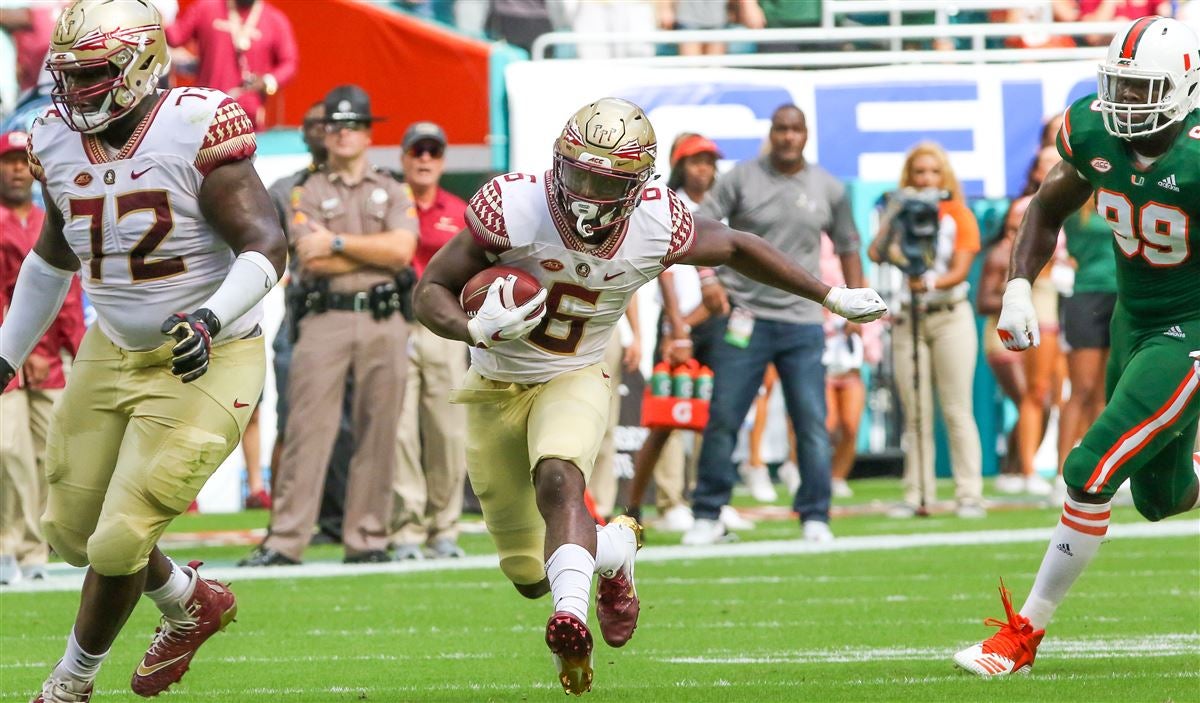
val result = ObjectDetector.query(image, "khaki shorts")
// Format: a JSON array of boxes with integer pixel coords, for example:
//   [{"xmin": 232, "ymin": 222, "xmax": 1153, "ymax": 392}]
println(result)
[
  {"xmin": 42, "ymin": 326, "xmax": 263, "ymax": 576},
  {"xmin": 452, "ymin": 363, "xmax": 612, "ymax": 585}
]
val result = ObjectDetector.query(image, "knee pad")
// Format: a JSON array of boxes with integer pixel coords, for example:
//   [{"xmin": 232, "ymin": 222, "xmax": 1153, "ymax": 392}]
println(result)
[
  {"xmin": 40, "ymin": 518, "xmax": 89, "ymax": 568},
  {"xmin": 86, "ymin": 521, "xmax": 154, "ymax": 576},
  {"xmin": 493, "ymin": 525, "xmax": 546, "ymax": 586}
]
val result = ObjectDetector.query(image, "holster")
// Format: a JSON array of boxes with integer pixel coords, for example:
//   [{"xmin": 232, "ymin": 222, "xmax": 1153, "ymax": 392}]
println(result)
[{"xmin": 395, "ymin": 267, "xmax": 417, "ymax": 322}]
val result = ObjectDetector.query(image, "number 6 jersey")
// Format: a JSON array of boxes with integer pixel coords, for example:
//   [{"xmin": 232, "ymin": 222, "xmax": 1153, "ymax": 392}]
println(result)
[
  {"xmin": 1056, "ymin": 95, "xmax": 1200, "ymax": 327},
  {"xmin": 466, "ymin": 172, "xmax": 695, "ymax": 384},
  {"xmin": 28, "ymin": 87, "xmax": 260, "ymax": 350}
]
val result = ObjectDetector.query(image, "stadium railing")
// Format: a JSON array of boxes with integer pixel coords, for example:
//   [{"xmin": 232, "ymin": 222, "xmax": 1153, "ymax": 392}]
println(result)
[{"xmin": 529, "ymin": 20, "xmax": 1128, "ymax": 67}]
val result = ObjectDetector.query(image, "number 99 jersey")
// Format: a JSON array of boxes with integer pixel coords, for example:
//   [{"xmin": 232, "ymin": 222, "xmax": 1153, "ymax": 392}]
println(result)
[
  {"xmin": 27, "ymin": 87, "xmax": 260, "ymax": 351},
  {"xmin": 465, "ymin": 171, "xmax": 695, "ymax": 384},
  {"xmin": 1056, "ymin": 95, "xmax": 1200, "ymax": 327}
]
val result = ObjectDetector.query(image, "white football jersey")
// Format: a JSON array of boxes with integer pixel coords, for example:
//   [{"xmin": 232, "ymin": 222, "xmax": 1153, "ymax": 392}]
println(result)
[
  {"xmin": 28, "ymin": 87, "xmax": 260, "ymax": 351},
  {"xmin": 465, "ymin": 172, "xmax": 695, "ymax": 383}
]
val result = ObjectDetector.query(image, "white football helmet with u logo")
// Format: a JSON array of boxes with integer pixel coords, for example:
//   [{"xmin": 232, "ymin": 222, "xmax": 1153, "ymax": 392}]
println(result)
[
  {"xmin": 1097, "ymin": 15, "xmax": 1200, "ymax": 139},
  {"xmin": 46, "ymin": 0, "xmax": 171, "ymax": 133},
  {"xmin": 552, "ymin": 98, "xmax": 658, "ymax": 243}
]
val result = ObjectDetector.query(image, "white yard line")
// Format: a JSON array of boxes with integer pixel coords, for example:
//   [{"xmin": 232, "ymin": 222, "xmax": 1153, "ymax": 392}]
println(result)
[{"xmin": 1, "ymin": 520, "xmax": 1195, "ymax": 595}]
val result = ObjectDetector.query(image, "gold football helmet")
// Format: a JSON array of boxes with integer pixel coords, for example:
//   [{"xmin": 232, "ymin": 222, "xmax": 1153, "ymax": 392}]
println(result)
[
  {"xmin": 47, "ymin": 0, "xmax": 170, "ymax": 133},
  {"xmin": 552, "ymin": 98, "xmax": 657, "ymax": 242}
]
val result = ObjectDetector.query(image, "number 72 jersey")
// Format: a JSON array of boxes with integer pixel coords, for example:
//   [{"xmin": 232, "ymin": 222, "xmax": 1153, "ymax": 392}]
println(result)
[
  {"xmin": 28, "ymin": 87, "xmax": 260, "ymax": 350},
  {"xmin": 1057, "ymin": 95, "xmax": 1200, "ymax": 327}
]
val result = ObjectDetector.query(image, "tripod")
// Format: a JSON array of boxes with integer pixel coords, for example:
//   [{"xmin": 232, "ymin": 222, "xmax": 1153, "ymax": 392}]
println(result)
[{"xmin": 909, "ymin": 286, "xmax": 930, "ymax": 517}]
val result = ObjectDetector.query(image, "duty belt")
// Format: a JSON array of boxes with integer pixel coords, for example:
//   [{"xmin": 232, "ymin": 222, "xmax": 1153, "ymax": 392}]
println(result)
[{"xmin": 323, "ymin": 291, "xmax": 373, "ymax": 312}]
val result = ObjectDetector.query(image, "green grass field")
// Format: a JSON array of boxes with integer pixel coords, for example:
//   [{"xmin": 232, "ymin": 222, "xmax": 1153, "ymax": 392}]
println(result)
[{"xmin": 2, "ymin": 479, "xmax": 1197, "ymax": 703}]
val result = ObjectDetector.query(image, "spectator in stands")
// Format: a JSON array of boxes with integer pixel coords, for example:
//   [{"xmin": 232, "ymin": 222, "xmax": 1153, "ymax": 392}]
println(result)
[
  {"xmin": 1056, "ymin": 0, "xmax": 1161, "ymax": 45},
  {"xmin": 758, "ymin": 0, "xmax": 822, "ymax": 52},
  {"xmin": 486, "ymin": 0, "xmax": 554, "ymax": 56},
  {"xmin": 567, "ymin": 0, "xmax": 658, "ymax": 59},
  {"xmin": 242, "ymin": 85, "xmax": 417, "ymax": 566},
  {"xmin": 683, "ymin": 106, "xmax": 862, "ymax": 545},
  {"xmin": 0, "ymin": 130, "xmax": 84, "ymax": 585},
  {"xmin": 167, "ymin": 0, "xmax": 298, "ymax": 130},
  {"xmin": 659, "ymin": 0, "xmax": 765, "ymax": 55},
  {"xmin": 977, "ymin": 201, "xmax": 1028, "ymax": 491},
  {"xmin": 869, "ymin": 142, "xmax": 985, "ymax": 519},
  {"xmin": 391, "ymin": 121, "xmax": 471, "ymax": 560},
  {"xmin": 0, "ymin": 1, "xmax": 66, "ymax": 95},
  {"xmin": 1056, "ymin": 194, "xmax": 1117, "ymax": 499}
]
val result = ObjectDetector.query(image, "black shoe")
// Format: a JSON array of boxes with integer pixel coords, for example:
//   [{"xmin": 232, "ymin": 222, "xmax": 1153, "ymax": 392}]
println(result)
[
  {"xmin": 344, "ymin": 550, "xmax": 391, "ymax": 564},
  {"xmin": 238, "ymin": 546, "xmax": 300, "ymax": 567}
]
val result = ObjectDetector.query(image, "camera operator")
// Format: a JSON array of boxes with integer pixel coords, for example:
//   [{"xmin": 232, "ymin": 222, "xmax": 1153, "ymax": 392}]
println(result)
[{"xmin": 868, "ymin": 142, "xmax": 984, "ymax": 519}]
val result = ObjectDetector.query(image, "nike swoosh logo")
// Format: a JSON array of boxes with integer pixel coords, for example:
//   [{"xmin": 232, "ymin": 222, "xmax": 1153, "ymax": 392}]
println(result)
[
  {"xmin": 603, "ymin": 271, "xmax": 625, "ymax": 281},
  {"xmin": 131, "ymin": 167, "xmax": 155, "ymax": 180},
  {"xmin": 136, "ymin": 653, "xmax": 189, "ymax": 677},
  {"xmin": 234, "ymin": 399, "xmax": 250, "ymax": 408}
]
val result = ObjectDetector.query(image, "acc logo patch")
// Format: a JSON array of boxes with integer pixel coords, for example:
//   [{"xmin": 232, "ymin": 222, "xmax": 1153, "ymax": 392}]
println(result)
[
  {"xmin": 541, "ymin": 259, "xmax": 564, "ymax": 272},
  {"xmin": 74, "ymin": 172, "xmax": 93, "ymax": 187},
  {"xmin": 103, "ymin": 169, "xmax": 115, "ymax": 185},
  {"xmin": 1090, "ymin": 157, "xmax": 1111, "ymax": 173}
]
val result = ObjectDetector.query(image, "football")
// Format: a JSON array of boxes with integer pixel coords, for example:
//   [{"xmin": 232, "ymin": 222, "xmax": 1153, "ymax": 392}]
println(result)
[{"xmin": 460, "ymin": 266, "xmax": 546, "ymax": 319}]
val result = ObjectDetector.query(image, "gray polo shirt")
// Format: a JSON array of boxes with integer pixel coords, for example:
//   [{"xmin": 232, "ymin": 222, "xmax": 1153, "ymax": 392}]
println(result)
[{"xmin": 700, "ymin": 156, "xmax": 859, "ymax": 325}]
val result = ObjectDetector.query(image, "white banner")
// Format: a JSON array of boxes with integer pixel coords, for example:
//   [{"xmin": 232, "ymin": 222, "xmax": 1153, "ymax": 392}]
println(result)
[{"xmin": 506, "ymin": 60, "xmax": 1101, "ymax": 198}]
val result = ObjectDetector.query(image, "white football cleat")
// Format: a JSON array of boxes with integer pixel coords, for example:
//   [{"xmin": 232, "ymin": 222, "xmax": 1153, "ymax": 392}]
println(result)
[
  {"xmin": 778, "ymin": 461, "xmax": 801, "ymax": 496},
  {"xmin": 718, "ymin": 505, "xmax": 755, "ymax": 531},
  {"xmin": 739, "ymin": 463, "xmax": 777, "ymax": 503},
  {"xmin": 831, "ymin": 478, "xmax": 853, "ymax": 498}
]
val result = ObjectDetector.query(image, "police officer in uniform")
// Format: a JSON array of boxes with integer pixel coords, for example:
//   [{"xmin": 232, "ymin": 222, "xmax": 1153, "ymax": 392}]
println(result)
[{"xmin": 245, "ymin": 84, "xmax": 417, "ymax": 564}]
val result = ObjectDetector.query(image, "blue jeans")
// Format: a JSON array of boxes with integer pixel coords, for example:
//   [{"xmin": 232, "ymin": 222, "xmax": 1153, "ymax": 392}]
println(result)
[{"xmin": 691, "ymin": 316, "xmax": 831, "ymax": 523}]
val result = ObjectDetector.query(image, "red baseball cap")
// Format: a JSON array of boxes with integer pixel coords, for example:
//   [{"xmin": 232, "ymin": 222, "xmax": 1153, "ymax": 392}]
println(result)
[
  {"xmin": 0, "ymin": 131, "xmax": 29, "ymax": 158},
  {"xmin": 670, "ymin": 134, "xmax": 722, "ymax": 167}
]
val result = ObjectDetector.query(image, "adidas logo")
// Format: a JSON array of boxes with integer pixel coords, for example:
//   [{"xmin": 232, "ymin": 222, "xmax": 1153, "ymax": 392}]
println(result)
[
  {"xmin": 1157, "ymin": 174, "xmax": 1180, "ymax": 192},
  {"xmin": 1056, "ymin": 542, "xmax": 1074, "ymax": 557},
  {"xmin": 1164, "ymin": 325, "xmax": 1186, "ymax": 339}
]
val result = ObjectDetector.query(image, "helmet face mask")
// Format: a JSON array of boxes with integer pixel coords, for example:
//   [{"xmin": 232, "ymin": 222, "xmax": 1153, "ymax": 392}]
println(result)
[
  {"xmin": 47, "ymin": 0, "xmax": 170, "ymax": 134},
  {"xmin": 1096, "ymin": 16, "xmax": 1200, "ymax": 140},
  {"xmin": 552, "ymin": 98, "xmax": 657, "ymax": 243}
]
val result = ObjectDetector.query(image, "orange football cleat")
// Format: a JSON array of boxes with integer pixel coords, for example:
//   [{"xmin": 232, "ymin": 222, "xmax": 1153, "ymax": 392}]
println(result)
[{"xmin": 953, "ymin": 578, "xmax": 1046, "ymax": 677}]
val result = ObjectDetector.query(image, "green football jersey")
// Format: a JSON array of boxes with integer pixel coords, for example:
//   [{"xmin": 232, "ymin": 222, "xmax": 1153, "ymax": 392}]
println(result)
[{"xmin": 1056, "ymin": 95, "xmax": 1200, "ymax": 327}]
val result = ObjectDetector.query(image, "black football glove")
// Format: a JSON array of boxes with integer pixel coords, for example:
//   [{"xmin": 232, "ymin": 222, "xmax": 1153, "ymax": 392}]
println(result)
[
  {"xmin": 160, "ymin": 308, "xmax": 221, "ymax": 383},
  {"xmin": 0, "ymin": 356, "xmax": 15, "ymax": 390}
]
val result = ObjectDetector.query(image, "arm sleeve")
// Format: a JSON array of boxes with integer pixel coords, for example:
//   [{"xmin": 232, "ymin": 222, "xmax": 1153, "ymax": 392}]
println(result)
[
  {"xmin": 195, "ymin": 99, "xmax": 257, "ymax": 177},
  {"xmin": 465, "ymin": 178, "xmax": 512, "ymax": 254},
  {"xmin": 0, "ymin": 252, "xmax": 74, "ymax": 368}
]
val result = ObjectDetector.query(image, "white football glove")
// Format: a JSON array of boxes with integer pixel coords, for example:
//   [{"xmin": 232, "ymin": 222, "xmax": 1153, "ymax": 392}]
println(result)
[
  {"xmin": 822, "ymin": 286, "xmax": 888, "ymax": 323},
  {"xmin": 467, "ymin": 276, "xmax": 548, "ymax": 349},
  {"xmin": 996, "ymin": 278, "xmax": 1039, "ymax": 351}
]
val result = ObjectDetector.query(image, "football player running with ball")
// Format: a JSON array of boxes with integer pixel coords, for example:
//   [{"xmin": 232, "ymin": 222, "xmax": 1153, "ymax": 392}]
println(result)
[
  {"xmin": 415, "ymin": 97, "xmax": 887, "ymax": 695},
  {"xmin": 0, "ymin": 1, "xmax": 286, "ymax": 701},
  {"xmin": 954, "ymin": 16, "xmax": 1200, "ymax": 677}
]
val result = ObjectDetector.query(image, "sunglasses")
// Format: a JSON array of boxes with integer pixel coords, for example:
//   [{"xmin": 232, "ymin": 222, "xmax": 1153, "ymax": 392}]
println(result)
[
  {"xmin": 325, "ymin": 120, "xmax": 369, "ymax": 133},
  {"xmin": 407, "ymin": 143, "xmax": 444, "ymax": 159}
]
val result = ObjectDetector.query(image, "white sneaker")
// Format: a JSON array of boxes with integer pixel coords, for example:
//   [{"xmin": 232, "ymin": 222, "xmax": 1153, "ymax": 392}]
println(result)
[
  {"xmin": 36, "ymin": 671, "xmax": 94, "ymax": 702},
  {"xmin": 1024, "ymin": 474, "xmax": 1053, "ymax": 496},
  {"xmin": 778, "ymin": 461, "xmax": 801, "ymax": 496},
  {"xmin": 887, "ymin": 503, "xmax": 918, "ymax": 519},
  {"xmin": 681, "ymin": 518, "xmax": 729, "ymax": 546},
  {"xmin": 994, "ymin": 474, "xmax": 1025, "ymax": 494},
  {"xmin": 22, "ymin": 563, "xmax": 47, "ymax": 581},
  {"xmin": 0, "ymin": 555, "xmax": 21, "ymax": 586},
  {"xmin": 739, "ymin": 463, "xmax": 777, "ymax": 503},
  {"xmin": 718, "ymin": 505, "xmax": 755, "ymax": 531},
  {"xmin": 831, "ymin": 478, "xmax": 854, "ymax": 498},
  {"xmin": 802, "ymin": 519, "xmax": 834, "ymax": 543},
  {"xmin": 653, "ymin": 505, "xmax": 694, "ymax": 533},
  {"xmin": 956, "ymin": 503, "xmax": 987, "ymax": 519},
  {"xmin": 1050, "ymin": 475, "xmax": 1068, "ymax": 506}
]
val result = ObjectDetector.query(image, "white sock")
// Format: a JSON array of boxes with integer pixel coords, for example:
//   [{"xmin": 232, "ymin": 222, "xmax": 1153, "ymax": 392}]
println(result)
[
  {"xmin": 144, "ymin": 559, "xmax": 196, "ymax": 620},
  {"xmin": 54, "ymin": 630, "xmax": 108, "ymax": 682},
  {"xmin": 593, "ymin": 524, "xmax": 627, "ymax": 578},
  {"xmin": 1020, "ymin": 497, "xmax": 1111, "ymax": 630},
  {"xmin": 545, "ymin": 544, "xmax": 594, "ymax": 624}
]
